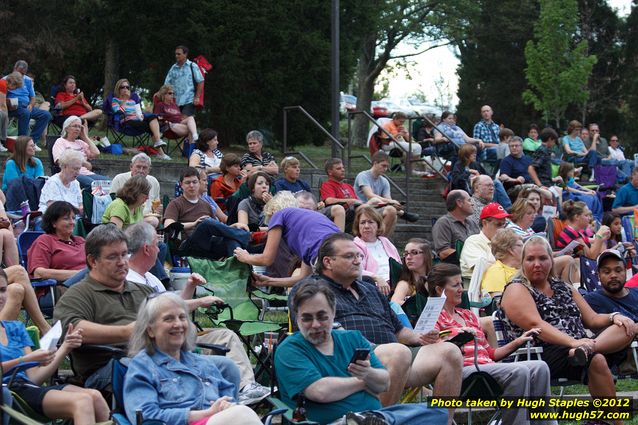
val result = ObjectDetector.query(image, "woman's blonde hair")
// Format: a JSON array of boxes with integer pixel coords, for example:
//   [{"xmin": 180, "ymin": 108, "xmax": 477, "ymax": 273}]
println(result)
[
  {"xmin": 510, "ymin": 198, "xmax": 536, "ymax": 223},
  {"xmin": 114, "ymin": 79, "xmax": 130, "ymax": 96},
  {"xmin": 512, "ymin": 235, "xmax": 554, "ymax": 288},
  {"xmin": 491, "ymin": 228, "xmax": 521, "ymax": 261},
  {"xmin": 263, "ymin": 191, "xmax": 298, "ymax": 223},
  {"xmin": 155, "ymin": 84, "xmax": 173, "ymax": 103},
  {"xmin": 458, "ymin": 144, "xmax": 477, "ymax": 166}
]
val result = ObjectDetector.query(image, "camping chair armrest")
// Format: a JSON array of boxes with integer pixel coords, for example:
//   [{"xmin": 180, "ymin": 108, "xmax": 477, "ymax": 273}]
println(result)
[
  {"xmin": 4, "ymin": 361, "xmax": 40, "ymax": 386},
  {"xmin": 195, "ymin": 342, "xmax": 230, "ymax": 356},
  {"xmin": 31, "ymin": 279, "xmax": 57, "ymax": 288},
  {"xmin": 509, "ymin": 344, "xmax": 543, "ymax": 361},
  {"xmin": 75, "ymin": 344, "xmax": 127, "ymax": 359},
  {"xmin": 262, "ymin": 408, "xmax": 289, "ymax": 425}
]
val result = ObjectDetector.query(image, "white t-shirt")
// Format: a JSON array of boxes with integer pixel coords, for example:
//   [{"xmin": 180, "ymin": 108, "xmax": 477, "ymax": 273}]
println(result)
[
  {"xmin": 39, "ymin": 174, "xmax": 82, "ymax": 213},
  {"xmin": 366, "ymin": 239, "xmax": 390, "ymax": 282},
  {"xmin": 608, "ymin": 146, "xmax": 627, "ymax": 162},
  {"xmin": 127, "ymin": 268, "xmax": 165, "ymax": 293}
]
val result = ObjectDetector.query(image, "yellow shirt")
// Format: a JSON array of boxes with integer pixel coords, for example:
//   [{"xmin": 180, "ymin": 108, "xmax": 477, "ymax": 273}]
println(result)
[{"xmin": 481, "ymin": 260, "xmax": 517, "ymax": 293}]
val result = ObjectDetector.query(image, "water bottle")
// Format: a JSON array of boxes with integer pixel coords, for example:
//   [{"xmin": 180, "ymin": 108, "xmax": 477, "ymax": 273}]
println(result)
[{"xmin": 19, "ymin": 201, "xmax": 29, "ymax": 216}]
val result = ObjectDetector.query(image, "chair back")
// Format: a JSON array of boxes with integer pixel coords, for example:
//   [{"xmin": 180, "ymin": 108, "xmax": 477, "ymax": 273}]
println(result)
[
  {"xmin": 580, "ymin": 256, "xmax": 602, "ymax": 292},
  {"xmin": 17, "ymin": 231, "xmax": 44, "ymax": 269},
  {"xmin": 401, "ymin": 292, "xmax": 428, "ymax": 327}
]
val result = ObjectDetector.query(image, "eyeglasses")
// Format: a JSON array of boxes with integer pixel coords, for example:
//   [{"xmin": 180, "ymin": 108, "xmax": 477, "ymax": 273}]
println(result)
[
  {"xmin": 167, "ymin": 92, "xmax": 174, "ymax": 95},
  {"xmin": 299, "ymin": 313, "xmax": 331, "ymax": 323},
  {"xmin": 120, "ymin": 86, "xmax": 130, "ymax": 90},
  {"xmin": 403, "ymin": 250, "xmax": 424, "ymax": 257},
  {"xmin": 331, "ymin": 253, "xmax": 364, "ymax": 261}
]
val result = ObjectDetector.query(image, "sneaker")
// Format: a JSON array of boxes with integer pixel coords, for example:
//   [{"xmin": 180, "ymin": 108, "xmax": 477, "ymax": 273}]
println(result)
[
  {"xmin": 153, "ymin": 139, "xmax": 167, "ymax": 148},
  {"xmin": 34, "ymin": 144, "xmax": 42, "ymax": 152},
  {"xmin": 401, "ymin": 211, "xmax": 419, "ymax": 222},
  {"xmin": 238, "ymin": 382, "xmax": 271, "ymax": 405},
  {"xmin": 345, "ymin": 411, "xmax": 388, "ymax": 425},
  {"xmin": 155, "ymin": 153, "xmax": 171, "ymax": 161},
  {"xmin": 0, "ymin": 144, "xmax": 7, "ymax": 152}
]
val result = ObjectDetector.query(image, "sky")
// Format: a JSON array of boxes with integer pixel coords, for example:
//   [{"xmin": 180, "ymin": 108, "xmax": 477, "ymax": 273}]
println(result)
[{"xmin": 383, "ymin": 0, "xmax": 633, "ymax": 109}]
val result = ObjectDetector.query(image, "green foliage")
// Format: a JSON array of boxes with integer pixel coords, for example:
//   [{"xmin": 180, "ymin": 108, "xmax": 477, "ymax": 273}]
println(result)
[{"xmin": 523, "ymin": 0, "xmax": 597, "ymax": 126}]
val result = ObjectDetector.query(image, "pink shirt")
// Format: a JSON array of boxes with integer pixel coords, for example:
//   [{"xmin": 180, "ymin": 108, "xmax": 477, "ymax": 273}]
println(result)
[
  {"xmin": 353, "ymin": 236, "xmax": 401, "ymax": 279},
  {"xmin": 52, "ymin": 138, "xmax": 92, "ymax": 175},
  {"xmin": 435, "ymin": 307, "xmax": 496, "ymax": 367}
]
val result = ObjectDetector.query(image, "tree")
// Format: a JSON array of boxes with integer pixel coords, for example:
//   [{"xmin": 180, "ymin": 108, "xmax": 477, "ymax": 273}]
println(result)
[
  {"xmin": 350, "ymin": 0, "xmax": 474, "ymax": 146},
  {"xmin": 523, "ymin": 0, "xmax": 597, "ymax": 127}
]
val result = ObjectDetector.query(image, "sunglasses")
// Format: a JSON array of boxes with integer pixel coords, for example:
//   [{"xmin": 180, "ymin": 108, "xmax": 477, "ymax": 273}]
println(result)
[
  {"xmin": 167, "ymin": 92, "xmax": 174, "ymax": 95},
  {"xmin": 120, "ymin": 86, "xmax": 130, "ymax": 90}
]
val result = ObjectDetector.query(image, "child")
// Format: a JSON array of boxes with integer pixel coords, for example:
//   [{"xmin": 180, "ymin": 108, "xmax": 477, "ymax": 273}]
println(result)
[
  {"xmin": 274, "ymin": 156, "xmax": 311, "ymax": 193},
  {"xmin": 558, "ymin": 162, "xmax": 603, "ymax": 221}
]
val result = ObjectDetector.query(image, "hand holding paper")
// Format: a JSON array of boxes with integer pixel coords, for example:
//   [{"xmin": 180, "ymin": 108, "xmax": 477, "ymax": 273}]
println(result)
[
  {"xmin": 39, "ymin": 321, "xmax": 62, "ymax": 352},
  {"xmin": 413, "ymin": 294, "xmax": 446, "ymax": 334}
]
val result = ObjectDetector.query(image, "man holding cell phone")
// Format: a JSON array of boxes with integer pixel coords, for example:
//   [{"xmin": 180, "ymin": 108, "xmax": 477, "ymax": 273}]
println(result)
[{"xmin": 275, "ymin": 279, "xmax": 447, "ymax": 424}]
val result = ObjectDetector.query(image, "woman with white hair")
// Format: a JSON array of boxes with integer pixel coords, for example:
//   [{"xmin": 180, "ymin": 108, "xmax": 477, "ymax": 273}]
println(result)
[
  {"xmin": 39, "ymin": 149, "xmax": 84, "ymax": 214},
  {"xmin": 234, "ymin": 191, "xmax": 340, "ymax": 287},
  {"xmin": 51, "ymin": 115, "xmax": 107, "ymax": 189},
  {"xmin": 124, "ymin": 292, "xmax": 262, "ymax": 425}
]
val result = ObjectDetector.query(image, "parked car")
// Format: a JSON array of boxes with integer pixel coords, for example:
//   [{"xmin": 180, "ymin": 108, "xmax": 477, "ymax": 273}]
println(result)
[
  {"xmin": 407, "ymin": 99, "xmax": 440, "ymax": 117},
  {"xmin": 380, "ymin": 98, "xmax": 417, "ymax": 118},
  {"xmin": 339, "ymin": 94, "xmax": 357, "ymax": 115},
  {"xmin": 371, "ymin": 101, "xmax": 389, "ymax": 118}
]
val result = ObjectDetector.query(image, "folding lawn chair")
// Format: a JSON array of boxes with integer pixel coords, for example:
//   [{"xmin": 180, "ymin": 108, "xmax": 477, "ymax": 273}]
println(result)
[
  {"xmin": 16, "ymin": 231, "xmax": 58, "ymax": 319},
  {"xmin": 103, "ymin": 92, "xmax": 150, "ymax": 148}
]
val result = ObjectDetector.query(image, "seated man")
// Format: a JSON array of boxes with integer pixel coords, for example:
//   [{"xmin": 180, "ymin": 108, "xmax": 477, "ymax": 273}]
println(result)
[
  {"xmin": 124, "ymin": 222, "xmax": 271, "ymax": 404},
  {"xmin": 277, "ymin": 279, "xmax": 447, "ymax": 424},
  {"xmin": 353, "ymin": 151, "xmax": 419, "ymax": 235},
  {"xmin": 290, "ymin": 233, "xmax": 463, "ymax": 423},
  {"xmin": 274, "ymin": 156, "xmax": 311, "ymax": 193},
  {"xmin": 469, "ymin": 175, "xmax": 494, "ymax": 227},
  {"xmin": 53, "ymin": 225, "xmax": 243, "ymax": 394},
  {"xmin": 110, "ymin": 153, "xmax": 161, "ymax": 227},
  {"xmin": 612, "ymin": 167, "xmax": 638, "ymax": 216},
  {"xmin": 498, "ymin": 136, "xmax": 532, "ymax": 189},
  {"xmin": 164, "ymin": 167, "xmax": 250, "ymax": 260},
  {"xmin": 432, "ymin": 190, "xmax": 480, "ymax": 265},
  {"xmin": 459, "ymin": 203, "xmax": 508, "ymax": 280},
  {"xmin": 5, "ymin": 61, "xmax": 51, "ymax": 148}
]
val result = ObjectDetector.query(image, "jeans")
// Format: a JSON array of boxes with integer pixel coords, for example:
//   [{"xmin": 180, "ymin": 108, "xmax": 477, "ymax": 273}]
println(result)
[
  {"xmin": 602, "ymin": 158, "xmax": 633, "ymax": 182},
  {"xmin": 567, "ymin": 151, "xmax": 601, "ymax": 170},
  {"xmin": 185, "ymin": 218, "xmax": 250, "ymax": 260},
  {"xmin": 493, "ymin": 179, "xmax": 512, "ymax": 209},
  {"xmin": 76, "ymin": 173, "xmax": 111, "ymax": 190},
  {"xmin": 8, "ymin": 106, "xmax": 51, "ymax": 143}
]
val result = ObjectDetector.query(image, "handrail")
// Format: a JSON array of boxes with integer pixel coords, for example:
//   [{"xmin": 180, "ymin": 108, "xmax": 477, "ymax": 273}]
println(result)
[
  {"xmin": 283, "ymin": 106, "xmax": 344, "ymax": 168},
  {"xmin": 346, "ymin": 110, "xmax": 409, "ymax": 206},
  {"xmin": 281, "ymin": 150, "xmax": 318, "ymax": 170}
]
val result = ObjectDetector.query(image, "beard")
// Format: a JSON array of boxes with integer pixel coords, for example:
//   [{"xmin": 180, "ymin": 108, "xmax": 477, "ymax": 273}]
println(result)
[{"xmin": 604, "ymin": 279, "xmax": 625, "ymax": 294}]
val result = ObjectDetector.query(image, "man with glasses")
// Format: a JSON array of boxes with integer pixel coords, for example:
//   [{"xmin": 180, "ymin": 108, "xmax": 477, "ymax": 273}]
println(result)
[
  {"xmin": 469, "ymin": 175, "xmax": 494, "ymax": 226},
  {"xmin": 431, "ymin": 189, "xmax": 480, "ymax": 265},
  {"xmin": 289, "ymin": 233, "xmax": 462, "ymax": 423},
  {"xmin": 164, "ymin": 167, "xmax": 250, "ymax": 260},
  {"xmin": 460, "ymin": 202, "xmax": 510, "ymax": 280},
  {"xmin": 164, "ymin": 45, "xmax": 204, "ymax": 117},
  {"xmin": 277, "ymin": 279, "xmax": 447, "ymax": 424},
  {"xmin": 607, "ymin": 134, "xmax": 634, "ymax": 182}
]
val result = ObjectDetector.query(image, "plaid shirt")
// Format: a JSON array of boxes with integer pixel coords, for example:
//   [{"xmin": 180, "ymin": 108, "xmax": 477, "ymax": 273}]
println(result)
[
  {"xmin": 472, "ymin": 120, "xmax": 500, "ymax": 144},
  {"xmin": 290, "ymin": 274, "xmax": 404, "ymax": 345}
]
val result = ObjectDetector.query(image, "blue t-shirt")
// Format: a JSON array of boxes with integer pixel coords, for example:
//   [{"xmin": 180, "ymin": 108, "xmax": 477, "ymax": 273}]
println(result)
[
  {"xmin": 499, "ymin": 154, "xmax": 531, "ymax": 182},
  {"xmin": 584, "ymin": 288, "xmax": 638, "ymax": 322},
  {"xmin": 274, "ymin": 330, "xmax": 384, "ymax": 424},
  {"xmin": 0, "ymin": 321, "xmax": 36, "ymax": 383},
  {"xmin": 268, "ymin": 208, "xmax": 339, "ymax": 265},
  {"xmin": 1, "ymin": 158, "xmax": 45, "ymax": 191},
  {"xmin": 274, "ymin": 178, "xmax": 311, "ymax": 193},
  {"xmin": 6, "ymin": 75, "xmax": 34, "ymax": 106},
  {"xmin": 562, "ymin": 135, "xmax": 585, "ymax": 154},
  {"xmin": 612, "ymin": 183, "xmax": 638, "ymax": 212}
]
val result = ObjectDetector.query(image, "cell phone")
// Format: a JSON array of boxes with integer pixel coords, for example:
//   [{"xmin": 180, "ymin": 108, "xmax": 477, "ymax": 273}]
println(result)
[{"xmin": 349, "ymin": 348, "xmax": 370, "ymax": 365}]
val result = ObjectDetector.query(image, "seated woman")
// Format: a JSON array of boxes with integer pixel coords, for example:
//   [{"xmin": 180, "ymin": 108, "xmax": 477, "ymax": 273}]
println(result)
[
  {"xmin": 516, "ymin": 185, "xmax": 552, "ymax": 234},
  {"xmin": 235, "ymin": 172, "xmax": 272, "ymax": 232},
  {"xmin": 53, "ymin": 75, "xmax": 103, "ymax": 124},
  {"xmin": 102, "ymin": 175, "xmax": 150, "ymax": 229},
  {"xmin": 234, "ymin": 192, "xmax": 340, "ymax": 287},
  {"xmin": 52, "ymin": 116, "xmax": 107, "ymax": 189},
  {"xmin": 153, "ymin": 84, "xmax": 198, "ymax": 145},
  {"xmin": 603, "ymin": 212, "xmax": 636, "ymax": 256},
  {"xmin": 111, "ymin": 79, "xmax": 170, "ymax": 160},
  {"xmin": 1, "ymin": 136, "xmax": 44, "ymax": 191},
  {"xmin": 434, "ymin": 111, "xmax": 483, "ymax": 159},
  {"xmin": 210, "ymin": 154, "xmax": 246, "ymax": 211},
  {"xmin": 28, "ymin": 201, "xmax": 84, "ymax": 281},
  {"xmin": 0, "ymin": 269, "xmax": 109, "ymax": 424},
  {"xmin": 481, "ymin": 229, "xmax": 522, "ymax": 296},
  {"xmin": 188, "ymin": 129, "xmax": 222, "ymax": 180},
  {"xmin": 39, "ymin": 150, "xmax": 84, "ymax": 214},
  {"xmin": 391, "ymin": 238, "xmax": 432, "ymax": 306},
  {"xmin": 501, "ymin": 236, "xmax": 634, "ymax": 407},
  {"xmin": 124, "ymin": 292, "xmax": 262, "ymax": 425},
  {"xmin": 451, "ymin": 144, "xmax": 511, "ymax": 208},
  {"xmin": 558, "ymin": 162, "xmax": 603, "ymax": 221},
  {"xmin": 556, "ymin": 200, "xmax": 610, "ymax": 260},
  {"xmin": 430, "ymin": 263, "xmax": 552, "ymax": 425},
  {"xmin": 352, "ymin": 206, "xmax": 400, "ymax": 296},
  {"xmin": 0, "ymin": 200, "xmax": 18, "ymax": 267},
  {"xmin": 274, "ymin": 156, "xmax": 311, "ymax": 193}
]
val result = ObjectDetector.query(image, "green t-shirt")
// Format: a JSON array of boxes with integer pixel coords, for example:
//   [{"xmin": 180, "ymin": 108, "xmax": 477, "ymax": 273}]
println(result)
[
  {"xmin": 522, "ymin": 137, "xmax": 541, "ymax": 153},
  {"xmin": 102, "ymin": 198, "xmax": 144, "ymax": 228},
  {"xmin": 274, "ymin": 330, "xmax": 384, "ymax": 423}
]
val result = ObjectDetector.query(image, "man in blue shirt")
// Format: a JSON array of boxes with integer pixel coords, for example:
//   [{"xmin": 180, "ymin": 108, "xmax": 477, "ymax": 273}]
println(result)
[
  {"xmin": 498, "ymin": 137, "xmax": 532, "ymax": 189},
  {"xmin": 164, "ymin": 45, "xmax": 204, "ymax": 117},
  {"xmin": 5, "ymin": 60, "xmax": 51, "ymax": 146},
  {"xmin": 472, "ymin": 105, "xmax": 500, "ymax": 161},
  {"xmin": 612, "ymin": 167, "xmax": 638, "ymax": 216},
  {"xmin": 276, "ymin": 278, "xmax": 447, "ymax": 424},
  {"xmin": 584, "ymin": 249, "xmax": 638, "ymax": 322}
]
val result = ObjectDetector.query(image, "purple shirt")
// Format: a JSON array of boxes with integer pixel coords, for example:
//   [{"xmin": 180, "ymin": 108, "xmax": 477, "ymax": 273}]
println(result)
[{"xmin": 268, "ymin": 208, "xmax": 339, "ymax": 265}]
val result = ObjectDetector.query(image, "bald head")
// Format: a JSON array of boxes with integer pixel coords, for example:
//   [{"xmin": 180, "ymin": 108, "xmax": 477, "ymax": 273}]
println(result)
[
  {"xmin": 480, "ymin": 105, "xmax": 493, "ymax": 121},
  {"xmin": 473, "ymin": 175, "xmax": 494, "ymax": 202}
]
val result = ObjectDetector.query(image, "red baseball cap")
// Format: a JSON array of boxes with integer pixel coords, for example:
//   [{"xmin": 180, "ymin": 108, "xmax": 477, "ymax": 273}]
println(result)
[{"xmin": 480, "ymin": 202, "xmax": 510, "ymax": 220}]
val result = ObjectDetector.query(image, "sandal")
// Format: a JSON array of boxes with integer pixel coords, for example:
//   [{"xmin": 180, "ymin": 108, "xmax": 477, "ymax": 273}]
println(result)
[{"xmin": 568, "ymin": 345, "xmax": 593, "ymax": 367}]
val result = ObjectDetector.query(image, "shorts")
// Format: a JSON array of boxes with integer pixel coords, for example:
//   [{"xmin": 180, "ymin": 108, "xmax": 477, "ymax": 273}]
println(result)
[
  {"xmin": 180, "ymin": 103, "xmax": 196, "ymax": 117},
  {"xmin": 10, "ymin": 378, "xmax": 67, "ymax": 415}
]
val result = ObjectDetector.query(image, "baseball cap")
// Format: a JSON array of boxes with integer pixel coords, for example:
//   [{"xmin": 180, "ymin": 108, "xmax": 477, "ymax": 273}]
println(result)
[
  {"xmin": 597, "ymin": 249, "xmax": 625, "ymax": 267},
  {"xmin": 479, "ymin": 202, "xmax": 510, "ymax": 220}
]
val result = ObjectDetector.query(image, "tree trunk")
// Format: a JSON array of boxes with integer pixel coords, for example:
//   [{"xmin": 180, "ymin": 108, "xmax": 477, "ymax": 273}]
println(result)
[
  {"xmin": 103, "ymin": 38, "xmax": 119, "ymax": 104},
  {"xmin": 352, "ymin": 33, "xmax": 383, "ymax": 147}
]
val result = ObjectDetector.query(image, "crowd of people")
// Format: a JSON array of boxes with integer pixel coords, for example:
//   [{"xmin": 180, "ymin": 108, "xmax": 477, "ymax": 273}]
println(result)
[{"xmin": 2, "ymin": 51, "xmax": 638, "ymax": 424}]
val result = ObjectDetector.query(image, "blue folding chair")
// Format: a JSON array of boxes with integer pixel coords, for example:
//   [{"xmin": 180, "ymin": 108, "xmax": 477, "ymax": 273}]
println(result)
[{"xmin": 16, "ymin": 231, "xmax": 58, "ymax": 319}]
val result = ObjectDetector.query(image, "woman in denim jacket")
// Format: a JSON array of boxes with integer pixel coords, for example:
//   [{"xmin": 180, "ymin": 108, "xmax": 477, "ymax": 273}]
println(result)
[{"xmin": 124, "ymin": 292, "xmax": 262, "ymax": 425}]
